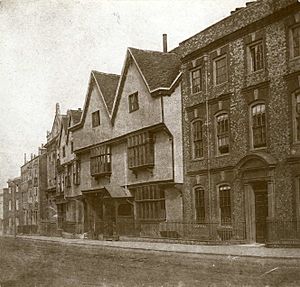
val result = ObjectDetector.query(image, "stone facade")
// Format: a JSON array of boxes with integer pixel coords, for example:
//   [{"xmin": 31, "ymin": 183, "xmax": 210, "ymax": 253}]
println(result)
[{"xmin": 177, "ymin": 0, "xmax": 300, "ymax": 244}]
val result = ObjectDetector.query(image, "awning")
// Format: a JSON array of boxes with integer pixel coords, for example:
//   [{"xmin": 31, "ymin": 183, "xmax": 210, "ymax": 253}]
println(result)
[
  {"xmin": 81, "ymin": 185, "xmax": 132, "ymax": 198},
  {"xmin": 104, "ymin": 184, "xmax": 133, "ymax": 198}
]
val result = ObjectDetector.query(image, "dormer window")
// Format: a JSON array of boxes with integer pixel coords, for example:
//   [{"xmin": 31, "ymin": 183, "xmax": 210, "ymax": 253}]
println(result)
[
  {"xmin": 129, "ymin": 92, "xmax": 139, "ymax": 113},
  {"xmin": 92, "ymin": 110, "xmax": 100, "ymax": 127}
]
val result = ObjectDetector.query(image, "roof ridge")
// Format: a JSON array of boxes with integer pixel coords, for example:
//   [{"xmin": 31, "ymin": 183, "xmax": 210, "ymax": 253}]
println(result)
[
  {"xmin": 92, "ymin": 70, "xmax": 120, "ymax": 77},
  {"xmin": 128, "ymin": 47, "xmax": 178, "ymax": 55}
]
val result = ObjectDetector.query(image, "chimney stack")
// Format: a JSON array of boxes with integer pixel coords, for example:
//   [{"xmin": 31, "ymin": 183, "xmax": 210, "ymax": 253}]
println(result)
[{"xmin": 163, "ymin": 34, "xmax": 168, "ymax": 53}]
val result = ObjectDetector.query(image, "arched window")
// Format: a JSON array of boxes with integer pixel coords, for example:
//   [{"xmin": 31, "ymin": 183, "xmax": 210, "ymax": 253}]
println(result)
[
  {"xmin": 251, "ymin": 103, "xmax": 266, "ymax": 148},
  {"xmin": 192, "ymin": 120, "xmax": 203, "ymax": 159},
  {"xmin": 219, "ymin": 185, "xmax": 231, "ymax": 225},
  {"xmin": 194, "ymin": 186, "xmax": 205, "ymax": 223},
  {"xmin": 216, "ymin": 113, "xmax": 229, "ymax": 154}
]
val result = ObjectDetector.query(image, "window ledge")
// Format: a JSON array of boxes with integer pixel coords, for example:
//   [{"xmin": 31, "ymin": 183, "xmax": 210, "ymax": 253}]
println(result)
[
  {"xmin": 250, "ymin": 146, "xmax": 267, "ymax": 151},
  {"xmin": 247, "ymin": 68, "xmax": 265, "ymax": 76},
  {"xmin": 191, "ymin": 157, "xmax": 204, "ymax": 162},
  {"xmin": 289, "ymin": 55, "xmax": 300, "ymax": 62},
  {"xmin": 129, "ymin": 164, "xmax": 154, "ymax": 171},
  {"xmin": 215, "ymin": 153, "xmax": 230, "ymax": 158},
  {"xmin": 214, "ymin": 81, "xmax": 228, "ymax": 88},
  {"xmin": 91, "ymin": 172, "xmax": 112, "ymax": 178}
]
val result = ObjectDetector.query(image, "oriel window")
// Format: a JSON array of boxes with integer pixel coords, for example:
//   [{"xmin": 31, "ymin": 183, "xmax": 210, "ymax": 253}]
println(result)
[{"xmin": 127, "ymin": 131, "xmax": 154, "ymax": 169}]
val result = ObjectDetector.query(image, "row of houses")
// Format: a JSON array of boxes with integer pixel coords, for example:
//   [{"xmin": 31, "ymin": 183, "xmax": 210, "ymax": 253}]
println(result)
[{"xmin": 2, "ymin": 0, "xmax": 300, "ymax": 246}]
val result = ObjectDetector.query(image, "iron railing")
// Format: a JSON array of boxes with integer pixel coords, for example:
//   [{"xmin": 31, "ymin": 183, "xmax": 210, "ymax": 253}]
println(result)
[{"xmin": 267, "ymin": 220, "xmax": 300, "ymax": 245}]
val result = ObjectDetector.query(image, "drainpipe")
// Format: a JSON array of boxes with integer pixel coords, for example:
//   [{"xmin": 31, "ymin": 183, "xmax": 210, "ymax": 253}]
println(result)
[{"xmin": 204, "ymin": 54, "xmax": 213, "ymax": 229}]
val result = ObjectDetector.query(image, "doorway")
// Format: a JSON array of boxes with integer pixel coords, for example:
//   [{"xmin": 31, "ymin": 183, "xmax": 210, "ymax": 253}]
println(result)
[{"xmin": 252, "ymin": 182, "xmax": 268, "ymax": 243}]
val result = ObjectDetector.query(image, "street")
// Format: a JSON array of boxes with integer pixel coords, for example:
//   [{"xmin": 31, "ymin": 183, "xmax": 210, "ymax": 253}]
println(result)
[{"xmin": 0, "ymin": 237, "xmax": 300, "ymax": 287}]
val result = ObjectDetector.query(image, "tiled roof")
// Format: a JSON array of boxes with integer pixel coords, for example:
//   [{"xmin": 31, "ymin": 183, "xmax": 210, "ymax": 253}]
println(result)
[
  {"xmin": 128, "ymin": 47, "xmax": 181, "ymax": 92},
  {"xmin": 69, "ymin": 110, "xmax": 82, "ymax": 125},
  {"xmin": 92, "ymin": 71, "xmax": 120, "ymax": 113}
]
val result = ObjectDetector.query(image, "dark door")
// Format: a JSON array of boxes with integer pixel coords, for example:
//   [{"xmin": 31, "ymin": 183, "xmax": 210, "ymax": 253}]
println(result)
[
  {"xmin": 103, "ymin": 200, "xmax": 116, "ymax": 237},
  {"xmin": 254, "ymin": 183, "xmax": 268, "ymax": 243}
]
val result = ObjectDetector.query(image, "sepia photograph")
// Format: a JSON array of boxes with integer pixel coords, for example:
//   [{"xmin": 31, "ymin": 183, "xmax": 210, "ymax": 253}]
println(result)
[{"xmin": 0, "ymin": 0, "xmax": 300, "ymax": 286}]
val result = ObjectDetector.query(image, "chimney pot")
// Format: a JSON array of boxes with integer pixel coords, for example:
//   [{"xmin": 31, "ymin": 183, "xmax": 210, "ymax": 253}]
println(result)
[{"xmin": 163, "ymin": 34, "xmax": 168, "ymax": 53}]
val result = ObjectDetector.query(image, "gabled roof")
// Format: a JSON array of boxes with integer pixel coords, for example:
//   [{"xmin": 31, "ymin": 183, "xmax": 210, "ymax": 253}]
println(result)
[
  {"xmin": 70, "ymin": 71, "xmax": 120, "ymax": 131},
  {"xmin": 111, "ymin": 47, "xmax": 181, "ymax": 123},
  {"xmin": 128, "ymin": 47, "xmax": 181, "ymax": 93},
  {"xmin": 93, "ymin": 71, "xmax": 120, "ymax": 113},
  {"xmin": 69, "ymin": 110, "xmax": 82, "ymax": 125}
]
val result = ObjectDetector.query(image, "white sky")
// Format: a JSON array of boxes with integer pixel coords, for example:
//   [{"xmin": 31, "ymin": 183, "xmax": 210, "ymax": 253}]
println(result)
[{"xmin": 0, "ymin": 0, "xmax": 250, "ymax": 187}]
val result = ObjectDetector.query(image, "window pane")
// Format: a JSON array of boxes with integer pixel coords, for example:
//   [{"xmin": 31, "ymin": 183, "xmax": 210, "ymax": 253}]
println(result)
[{"xmin": 252, "ymin": 104, "xmax": 266, "ymax": 148}]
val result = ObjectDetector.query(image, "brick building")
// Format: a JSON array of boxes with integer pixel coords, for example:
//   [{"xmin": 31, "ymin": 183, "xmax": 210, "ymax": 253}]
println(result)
[
  {"xmin": 3, "ymin": 178, "xmax": 21, "ymax": 235},
  {"xmin": 174, "ymin": 0, "xmax": 300, "ymax": 245},
  {"xmin": 20, "ymin": 149, "xmax": 47, "ymax": 234}
]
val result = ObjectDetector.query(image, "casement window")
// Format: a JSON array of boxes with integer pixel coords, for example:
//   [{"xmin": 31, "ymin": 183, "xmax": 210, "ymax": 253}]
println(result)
[
  {"xmin": 127, "ymin": 132, "xmax": 154, "ymax": 169},
  {"xmin": 251, "ymin": 103, "xmax": 266, "ymax": 148},
  {"xmin": 129, "ymin": 92, "xmax": 139, "ymax": 112},
  {"xmin": 219, "ymin": 185, "xmax": 232, "ymax": 225},
  {"xmin": 192, "ymin": 120, "xmax": 203, "ymax": 159},
  {"xmin": 92, "ymin": 110, "xmax": 100, "ymax": 127},
  {"xmin": 291, "ymin": 25, "xmax": 300, "ymax": 59},
  {"xmin": 134, "ymin": 184, "xmax": 165, "ymax": 221},
  {"xmin": 90, "ymin": 144, "xmax": 111, "ymax": 176},
  {"xmin": 16, "ymin": 199, "xmax": 19, "ymax": 211},
  {"xmin": 73, "ymin": 160, "xmax": 80, "ymax": 185},
  {"xmin": 216, "ymin": 113, "xmax": 229, "ymax": 154},
  {"xmin": 214, "ymin": 55, "xmax": 227, "ymax": 85},
  {"xmin": 293, "ymin": 92, "xmax": 300, "ymax": 142},
  {"xmin": 248, "ymin": 41, "xmax": 264, "ymax": 72},
  {"xmin": 195, "ymin": 187, "xmax": 205, "ymax": 223},
  {"xmin": 71, "ymin": 141, "xmax": 74, "ymax": 153},
  {"xmin": 191, "ymin": 68, "xmax": 202, "ymax": 93}
]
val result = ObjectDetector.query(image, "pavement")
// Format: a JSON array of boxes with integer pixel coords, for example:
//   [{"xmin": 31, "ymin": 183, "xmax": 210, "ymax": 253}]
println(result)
[{"xmin": 11, "ymin": 234, "xmax": 300, "ymax": 259}]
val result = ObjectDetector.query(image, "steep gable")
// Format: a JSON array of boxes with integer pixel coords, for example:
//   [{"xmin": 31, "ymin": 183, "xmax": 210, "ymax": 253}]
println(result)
[
  {"xmin": 128, "ymin": 47, "xmax": 181, "ymax": 92},
  {"xmin": 71, "ymin": 71, "xmax": 120, "ymax": 131},
  {"xmin": 111, "ymin": 48, "xmax": 181, "ymax": 123}
]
